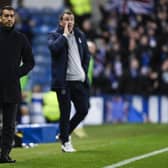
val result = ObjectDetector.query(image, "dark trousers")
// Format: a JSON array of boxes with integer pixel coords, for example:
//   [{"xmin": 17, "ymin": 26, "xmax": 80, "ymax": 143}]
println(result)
[
  {"xmin": 0, "ymin": 103, "xmax": 17, "ymax": 156},
  {"xmin": 56, "ymin": 81, "xmax": 89, "ymax": 143}
]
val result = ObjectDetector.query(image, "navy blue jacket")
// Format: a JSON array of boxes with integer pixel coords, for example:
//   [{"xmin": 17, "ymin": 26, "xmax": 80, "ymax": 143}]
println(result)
[{"xmin": 48, "ymin": 26, "xmax": 90, "ymax": 90}]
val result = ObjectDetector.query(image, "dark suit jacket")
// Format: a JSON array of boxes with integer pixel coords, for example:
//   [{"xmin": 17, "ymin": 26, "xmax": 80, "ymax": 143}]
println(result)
[
  {"xmin": 0, "ymin": 26, "xmax": 34, "ymax": 103},
  {"xmin": 48, "ymin": 26, "xmax": 90, "ymax": 90}
]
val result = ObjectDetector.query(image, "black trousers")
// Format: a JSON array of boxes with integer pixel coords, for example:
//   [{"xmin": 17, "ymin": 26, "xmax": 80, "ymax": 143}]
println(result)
[
  {"xmin": 0, "ymin": 103, "xmax": 17, "ymax": 156},
  {"xmin": 56, "ymin": 81, "xmax": 89, "ymax": 143}
]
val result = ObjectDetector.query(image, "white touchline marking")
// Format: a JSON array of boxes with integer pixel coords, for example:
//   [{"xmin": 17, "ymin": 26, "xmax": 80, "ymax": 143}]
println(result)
[{"xmin": 103, "ymin": 147, "xmax": 168, "ymax": 168}]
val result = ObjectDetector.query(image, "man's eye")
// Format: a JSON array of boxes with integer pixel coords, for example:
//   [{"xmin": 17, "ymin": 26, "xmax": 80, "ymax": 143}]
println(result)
[{"xmin": 4, "ymin": 15, "xmax": 14, "ymax": 17}]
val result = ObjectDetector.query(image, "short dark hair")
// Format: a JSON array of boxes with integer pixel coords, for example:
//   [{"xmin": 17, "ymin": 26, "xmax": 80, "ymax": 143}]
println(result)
[
  {"xmin": 59, "ymin": 9, "xmax": 74, "ymax": 21},
  {"xmin": 0, "ymin": 6, "xmax": 15, "ymax": 16}
]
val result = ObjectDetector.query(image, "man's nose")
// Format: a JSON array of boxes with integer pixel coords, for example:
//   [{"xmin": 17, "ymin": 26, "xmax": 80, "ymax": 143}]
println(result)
[{"xmin": 7, "ymin": 16, "xmax": 13, "ymax": 20}]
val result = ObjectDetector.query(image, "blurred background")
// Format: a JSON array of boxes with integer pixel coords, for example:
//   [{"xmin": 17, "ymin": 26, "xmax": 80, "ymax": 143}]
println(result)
[{"xmin": 1, "ymin": 0, "xmax": 168, "ymax": 140}]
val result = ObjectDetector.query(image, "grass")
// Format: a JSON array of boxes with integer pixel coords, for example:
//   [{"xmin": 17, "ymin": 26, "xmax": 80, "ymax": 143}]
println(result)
[{"xmin": 0, "ymin": 124, "xmax": 168, "ymax": 168}]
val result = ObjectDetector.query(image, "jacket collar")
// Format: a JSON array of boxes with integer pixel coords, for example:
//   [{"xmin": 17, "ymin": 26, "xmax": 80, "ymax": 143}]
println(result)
[
  {"xmin": 0, "ymin": 25, "xmax": 15, "ymax": 33},
  {"xmin": 56, "ymin": 25, "xmax": 64, "ymax": 34}
]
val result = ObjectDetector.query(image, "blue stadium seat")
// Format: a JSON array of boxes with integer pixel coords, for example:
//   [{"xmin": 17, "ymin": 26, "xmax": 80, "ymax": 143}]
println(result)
[{"xmin": 25, "ymin": 7, "xmax": 63, "ymax": 91}]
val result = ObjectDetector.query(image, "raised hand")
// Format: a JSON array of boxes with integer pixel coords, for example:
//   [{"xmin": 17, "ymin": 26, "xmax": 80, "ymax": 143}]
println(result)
[{"xmin": 64, "ymin": 22, "xmax": 70, "ymax": 36}]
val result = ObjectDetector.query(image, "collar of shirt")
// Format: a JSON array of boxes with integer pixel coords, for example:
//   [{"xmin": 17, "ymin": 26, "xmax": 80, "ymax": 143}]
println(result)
[{"xmin": 67, "ymin": 31, "xmax": 74, "ymax": 37}]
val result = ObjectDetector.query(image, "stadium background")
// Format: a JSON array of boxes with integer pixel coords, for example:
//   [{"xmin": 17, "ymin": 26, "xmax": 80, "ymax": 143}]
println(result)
[{"xmin": 0, "ymin": 0, "xmax": 168, "ymax": 142}]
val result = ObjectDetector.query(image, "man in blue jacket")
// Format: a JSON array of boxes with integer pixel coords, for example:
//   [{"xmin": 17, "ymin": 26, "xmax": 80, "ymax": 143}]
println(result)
[{"xmin": 48, "ymin": 10, "xmax": 90, "ymax": 152}]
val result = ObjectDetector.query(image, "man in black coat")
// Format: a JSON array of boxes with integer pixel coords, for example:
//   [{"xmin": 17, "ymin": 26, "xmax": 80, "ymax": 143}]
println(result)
[
  {"xmin": 0, "ymin": 6, "xmax": 34, "ymax": 163},
  {"xmin": 48, "ymin": 10, "xmax": 90, "ymax": 152}
]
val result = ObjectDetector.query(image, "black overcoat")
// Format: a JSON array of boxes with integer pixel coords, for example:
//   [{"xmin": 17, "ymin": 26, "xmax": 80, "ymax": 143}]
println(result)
[{"xmin": 0, "ymin": 27, "xmax": 34, "ymax": 103}]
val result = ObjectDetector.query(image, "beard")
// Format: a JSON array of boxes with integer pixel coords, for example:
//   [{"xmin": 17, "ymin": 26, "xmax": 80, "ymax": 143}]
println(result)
[{"xmin": 1, "ymin": 23, "xmax": 15, "ymax": 31}]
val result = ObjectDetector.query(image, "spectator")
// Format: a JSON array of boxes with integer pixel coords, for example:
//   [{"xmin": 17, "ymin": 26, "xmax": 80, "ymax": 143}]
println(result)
[
  {"xmin": 43, "ymin": 91, "xmax": 60, "ymax": 123},
  {"xmin": 30, "ymin": 85, "xmax": 45, "ymax": 124},
  {"xmin": 64, "ymin": 0, "xmax": 92, "ymax": 28},
  {"xmin": 18, "ymin": 91, "xmax": 30, "ymax": 124},
  {"xmin": 158, "ymin": 58, "xmax": 168, "ymax": 94}
]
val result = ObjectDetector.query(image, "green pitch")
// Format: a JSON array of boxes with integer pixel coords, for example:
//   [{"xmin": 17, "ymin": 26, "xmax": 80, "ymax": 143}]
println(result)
[{"xmin": 0, "ymin": 124, "xmax": 168, "ymax": 168}]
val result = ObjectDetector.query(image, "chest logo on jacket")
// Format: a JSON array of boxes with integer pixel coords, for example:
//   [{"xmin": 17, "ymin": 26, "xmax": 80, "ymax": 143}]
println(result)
[{"xmin": 78, "ymin": 37, "xmax": 82, "ymax": 44}]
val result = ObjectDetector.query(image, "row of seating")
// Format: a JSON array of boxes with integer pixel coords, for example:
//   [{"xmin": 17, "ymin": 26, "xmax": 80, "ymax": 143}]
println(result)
[{"xmin": 18, "ymin": 7, "xmax": 63, "ymax": 91}]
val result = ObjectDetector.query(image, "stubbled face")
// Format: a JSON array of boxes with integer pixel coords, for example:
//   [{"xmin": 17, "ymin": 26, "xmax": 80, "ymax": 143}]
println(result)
[
  {"xmin": 0, "ymin": 9, "xmax": 15, "ymax": 28},
  {"xmin": 60, "ymin": 13, "xmax": 75, "ymax": 32}
]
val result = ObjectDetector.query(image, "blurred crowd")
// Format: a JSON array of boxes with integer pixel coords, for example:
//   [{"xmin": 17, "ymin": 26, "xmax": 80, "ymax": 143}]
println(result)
[
  {"xmin": 77, "ymin": 0, "xmax": 168, "ymax": 95},
  {"xmin": 13, "ymin": 0, "xmax": 168, "ymax": 96}
]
